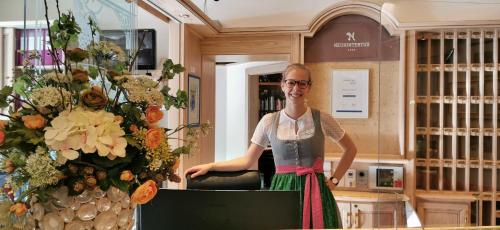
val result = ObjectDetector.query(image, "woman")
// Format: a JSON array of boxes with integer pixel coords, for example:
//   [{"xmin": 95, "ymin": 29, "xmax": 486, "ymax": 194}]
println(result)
[{"xmin": 185, "ymin": 63, "xmax": 357, "ymax": 229}]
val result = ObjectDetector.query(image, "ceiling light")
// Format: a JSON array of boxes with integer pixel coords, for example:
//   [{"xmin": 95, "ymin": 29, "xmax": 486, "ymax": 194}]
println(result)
[{"xmin": 179, "ymin": 13, "xmax": 190, "ymax": 18}]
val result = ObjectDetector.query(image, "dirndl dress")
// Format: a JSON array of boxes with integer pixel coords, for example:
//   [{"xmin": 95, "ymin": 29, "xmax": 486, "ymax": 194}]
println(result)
[{"xmin": 268, "ymin": 109, "xmax": 341, "ymax": 229}]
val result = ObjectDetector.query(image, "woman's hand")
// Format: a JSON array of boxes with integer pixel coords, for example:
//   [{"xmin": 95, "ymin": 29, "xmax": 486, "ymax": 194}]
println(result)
[
  {"xmin": 184, "ymin": 163, "xmax": 214, "ymax": 179},
  {"xmin": 325, "ymin": 178, "xmax": 337, "ymax": 190}
]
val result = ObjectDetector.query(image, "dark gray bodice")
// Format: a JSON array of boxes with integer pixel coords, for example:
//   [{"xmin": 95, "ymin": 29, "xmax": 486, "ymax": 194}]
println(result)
[{"xmin": 269, "ymin": 109, "xmax": 324, "ymax": 167}]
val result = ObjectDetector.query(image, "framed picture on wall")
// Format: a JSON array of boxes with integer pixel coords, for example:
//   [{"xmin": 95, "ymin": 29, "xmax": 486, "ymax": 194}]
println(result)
[
  {"xmin": 331, "ymin": 69, "xmax": 369, "ymax": 118},
  {"xmin": 188, "ymin": 74, "xmax": 201, "ymax": 127}
]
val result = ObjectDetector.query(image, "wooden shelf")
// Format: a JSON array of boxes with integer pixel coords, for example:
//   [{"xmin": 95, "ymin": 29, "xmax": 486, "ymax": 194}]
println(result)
[
  {"xmin": 414, "ymin": 29, "xmax": 500, "ymax": 226},
  {"xmin": 258, "ymin": 82, "xmax": 281, "ymax": 86}
]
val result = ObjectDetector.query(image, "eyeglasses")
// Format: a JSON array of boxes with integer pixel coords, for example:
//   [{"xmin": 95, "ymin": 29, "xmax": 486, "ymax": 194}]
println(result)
[{"xmin": 283, "ymin": 79, "xmax": 311, "ymax": 89}]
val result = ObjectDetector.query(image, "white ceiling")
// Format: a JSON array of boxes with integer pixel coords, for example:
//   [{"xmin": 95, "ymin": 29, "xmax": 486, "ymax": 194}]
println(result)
[
  {"xmin": 189, "ymin": 0, "xmax": 382, "ymax": 28},
  {"xmin": 169, "ymin": 0, "xmax": 500, "ymax": 29}
]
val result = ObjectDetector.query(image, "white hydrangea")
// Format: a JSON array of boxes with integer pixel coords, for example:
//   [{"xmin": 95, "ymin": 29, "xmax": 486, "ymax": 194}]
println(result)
[
  {"xmin": 31, "ymin": 87, "xmax": 72, "ymax": 107},
  {"xmin": 122, "ymin": 75, "xmax": 164, "ymax": 105},
  {"xmin": 44, "ymin": 108, "xmax": 127, "ymax": 161},
  {"xmin": 25, "ymin": 147, "xmax": 62, "ymax": 188}
]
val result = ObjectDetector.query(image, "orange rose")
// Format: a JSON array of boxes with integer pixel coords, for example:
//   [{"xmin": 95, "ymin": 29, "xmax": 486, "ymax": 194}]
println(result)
[
  {"xmin": 145, "ymin": 106, "xmax": 164, "ymax": 124},
  {"xmin": 72, "ymin": 69, "xmax": 89, "ymax": 83},
  {"xmin": 9, "ymin": 203, "xmax": 27, "ymax": 216},
  {"xmin": 131, "ymin": 180, "xmax": 158, "ymax": 204},
  {"xmin": 145, "ymin": 128, "xmax": 163, "ymax": 149},
  {"xmin": 81, "ymin": 86, "xmax": 108, "ymax": 109},
  {"xmin": 22, "ymin": 114, "xmax": 46, "ymax": 129},
  {"xmin": 120, "ymin": 170, "xmax": 134, "ymax": 181},
  {"xmin": 0, "ymin": 130, "xmax": 5, "ymax": 145}
]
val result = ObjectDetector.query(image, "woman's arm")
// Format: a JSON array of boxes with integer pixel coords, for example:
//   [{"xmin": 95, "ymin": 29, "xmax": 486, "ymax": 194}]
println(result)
[
  {"xmin": 184, "ymin": 143, "xmax": 266, "ymax": 178},
  {"xmin": 329, "ymin": 133, "xmax": 357, "ymax": 188}
]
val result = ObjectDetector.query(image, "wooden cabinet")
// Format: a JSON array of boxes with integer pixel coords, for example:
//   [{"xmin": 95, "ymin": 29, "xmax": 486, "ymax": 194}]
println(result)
[
  {"xmin": 412, "ymin": 29, "xmax": 500, "ymax": 226},
  {"xmin": 417, "ymin": 200, "xmax": 470, "ymax": 227},
  {"xmin": 336, "ymin": 201, "xmax": 405, "ymax": 228}
]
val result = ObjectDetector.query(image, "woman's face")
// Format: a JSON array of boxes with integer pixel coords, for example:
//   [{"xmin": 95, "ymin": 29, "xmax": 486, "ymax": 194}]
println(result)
[{"xmin": 281, "ymin": 68, "xmax": 311, "ymax": 106}]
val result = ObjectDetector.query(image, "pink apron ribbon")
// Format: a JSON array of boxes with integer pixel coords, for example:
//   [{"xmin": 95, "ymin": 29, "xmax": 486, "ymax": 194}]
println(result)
[{"xmin": 275, "ymin": 159, "xmax": 324, "ymax": 229}]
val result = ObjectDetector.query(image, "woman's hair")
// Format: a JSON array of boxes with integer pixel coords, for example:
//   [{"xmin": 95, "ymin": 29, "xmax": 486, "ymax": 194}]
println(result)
[{"xmin": 282, "ymin": 63, "xmax": 312, "ymax": 82}]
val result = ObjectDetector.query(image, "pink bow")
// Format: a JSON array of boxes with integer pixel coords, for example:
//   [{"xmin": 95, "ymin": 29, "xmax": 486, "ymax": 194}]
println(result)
[{"xmin": 275, "ymin": 159, "xmax": 324, "ymax": 229}]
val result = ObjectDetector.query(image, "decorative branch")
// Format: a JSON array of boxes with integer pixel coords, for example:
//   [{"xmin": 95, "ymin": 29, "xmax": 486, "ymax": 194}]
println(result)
[{"xmin": 43, "ymin": 0, "xmax": 63, "ymax": 73}]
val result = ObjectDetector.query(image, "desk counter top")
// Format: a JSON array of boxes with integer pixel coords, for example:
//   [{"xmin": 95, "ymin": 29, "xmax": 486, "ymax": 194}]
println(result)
[{"xmin": 332, "ymin": 190, "xmax": 409, "ymax": 202}]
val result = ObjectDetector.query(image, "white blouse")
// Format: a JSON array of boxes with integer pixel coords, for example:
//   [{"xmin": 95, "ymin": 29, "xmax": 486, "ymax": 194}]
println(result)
[{"xmin": 251, "ymin": 107, "xmax": 345, "ymax": 148}]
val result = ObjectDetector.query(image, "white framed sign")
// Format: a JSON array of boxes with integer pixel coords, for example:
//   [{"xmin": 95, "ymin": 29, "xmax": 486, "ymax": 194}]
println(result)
[{"xmin": 331, "ymin": 69, "xmax": 369, "ymax": 118}]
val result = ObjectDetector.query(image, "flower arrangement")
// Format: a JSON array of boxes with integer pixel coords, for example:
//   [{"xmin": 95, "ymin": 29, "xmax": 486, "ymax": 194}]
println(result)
[{"xmin": 0, "ymin": 2, "xmax": 209, "ymax": 229}]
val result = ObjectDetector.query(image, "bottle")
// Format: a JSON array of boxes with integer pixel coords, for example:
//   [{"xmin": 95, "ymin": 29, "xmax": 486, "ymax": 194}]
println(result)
[{"xmin": 270, "ymin": 96, "xmax": 274, "ymax": 111}]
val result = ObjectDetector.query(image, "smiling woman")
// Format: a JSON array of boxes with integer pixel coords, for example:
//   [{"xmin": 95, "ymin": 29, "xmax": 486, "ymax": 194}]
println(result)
[{"xmin": 186, "ymin": 63, "xmax": 357, "ymax": 229}]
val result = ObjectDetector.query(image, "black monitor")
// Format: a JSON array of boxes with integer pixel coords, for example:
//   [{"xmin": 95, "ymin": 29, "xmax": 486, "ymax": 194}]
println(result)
[{"xmin": 137, "ymin": 189, "xmax": 300, "ymax": 230}]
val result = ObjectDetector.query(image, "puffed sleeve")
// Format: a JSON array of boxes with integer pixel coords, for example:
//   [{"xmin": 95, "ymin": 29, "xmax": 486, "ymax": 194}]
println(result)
[
  {"xmin": 320, "ymin": 111, "xmax": 345, "ymax": 142},
  {"xmin": 250, "ymin": 113, "xmax": 274, "ymax": 148}
]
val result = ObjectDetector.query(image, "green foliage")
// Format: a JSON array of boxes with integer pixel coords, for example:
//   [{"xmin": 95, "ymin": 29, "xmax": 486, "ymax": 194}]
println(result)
[
  {"xmin": 0, "ymin": 86, "xmax": 12, "ymax": 108},
  {"xmin": 50, "ymin": 11, "xmax": 81, "ymax": 49},
  {"xmin": 88, "ymin": 66, "xmax": 99, "ymax": 80},
  {"xmin": 161, "ymin": 87, "xmax": 188, "ymax": 110},
  {"xmin": 161, "ymin": 59, "xmax": 185, "ymax": 81}
]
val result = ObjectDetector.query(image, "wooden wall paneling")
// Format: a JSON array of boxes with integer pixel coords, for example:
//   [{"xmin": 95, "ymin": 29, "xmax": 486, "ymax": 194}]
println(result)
[
  {"xmin": 399, "ymin": 32, "xmax": 407, "ymax": 157},
  {"xmin": 406, "ymin": 30, "xmax": 416, "ymax": 159},
  {"xmin": 248, "ymin": 75, "xmax": 259, "ymax": 146},
  {"xmin": 180, "ymin": 26, "xmax": 203, "ymax": 186},
  {"xmin": 200, "ymin": 34, "xmax": 294, "ymax": 55},
  {"xmin": 306, "ymin": 61, "xmax": 400, "ymax": 157},
  {"xmin": 406, "ymin": 30, "xmax": 417, "ymax": 205},
  {"xmin": 200, "ymin": 55, "xmax": 216, "ymax": 164},
  {"xmin": 290, "ymin": 33, "xmax": 301, "ymax": 63},
  {"xmin": 379, "ymin": 62, "xmax": 402, "ymax": 156}
]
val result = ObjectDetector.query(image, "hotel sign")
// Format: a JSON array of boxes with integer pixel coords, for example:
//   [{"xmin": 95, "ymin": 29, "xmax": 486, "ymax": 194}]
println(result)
[
  {"xmin": 333, "ymin": 32, "xmax": 371, "ymax": 52},
  {"xmin": 304, "ymin": 15, "xmax": 399, "ymax": 62}
]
